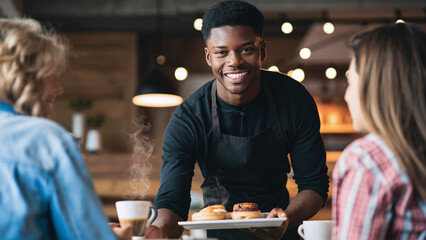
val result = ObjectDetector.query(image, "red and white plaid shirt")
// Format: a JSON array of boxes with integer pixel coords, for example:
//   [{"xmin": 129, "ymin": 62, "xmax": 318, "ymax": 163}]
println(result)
[{"xmin": 332, "ymin": 134, "xmax": 426, "ymax": 240}]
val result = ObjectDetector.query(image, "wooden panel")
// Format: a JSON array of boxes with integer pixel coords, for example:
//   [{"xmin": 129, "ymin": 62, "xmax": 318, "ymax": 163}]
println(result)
[
  {"xmin": 53, "ymin": 33, "xmax": 138, "ymax": 152},
  {"xmin": 60, "ymin": 33, "xmax": 137, "ymax": 100}
]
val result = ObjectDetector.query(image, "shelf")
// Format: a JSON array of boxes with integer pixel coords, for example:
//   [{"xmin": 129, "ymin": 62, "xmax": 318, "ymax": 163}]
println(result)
[
  {"xmin": 326, "ymin": 151, "xmax": 342, "ymax": 163},
  {"xmin": 320, "ymin": 124, "xmax": 355, "ymax": 134}
]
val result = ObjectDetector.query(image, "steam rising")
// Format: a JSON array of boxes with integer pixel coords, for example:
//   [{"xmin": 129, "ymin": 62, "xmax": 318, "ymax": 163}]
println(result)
[
  {"xmin": 203, "ymin": 170, "xmax": 229, "ymax": 207},
  {"xmin": 124, "ymin": 112, "xmax": 154, "ymax": 200}
]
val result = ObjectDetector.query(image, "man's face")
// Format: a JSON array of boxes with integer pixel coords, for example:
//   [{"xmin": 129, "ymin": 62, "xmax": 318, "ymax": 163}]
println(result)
[{"xmin": 204, "ymin": 25, "xmax": 266, "ymax": 104}]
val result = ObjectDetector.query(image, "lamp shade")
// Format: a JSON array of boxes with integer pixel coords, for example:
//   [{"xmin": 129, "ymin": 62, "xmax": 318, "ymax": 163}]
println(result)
[{"xmin": 132, "ymin": 59, "xmax": 183, "ymax": 107}]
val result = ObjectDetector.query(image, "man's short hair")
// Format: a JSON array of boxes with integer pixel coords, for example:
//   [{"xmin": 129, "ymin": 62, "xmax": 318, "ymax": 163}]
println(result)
[{"xmin": 201, "ymin": 0, "xmax": 264, "ymax": 43}]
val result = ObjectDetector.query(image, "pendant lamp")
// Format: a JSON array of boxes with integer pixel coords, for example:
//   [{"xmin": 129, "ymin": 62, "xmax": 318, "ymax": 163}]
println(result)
[
  {"xmin": 132, "ymin": 57, "xmax": 183, "ymax": 107},
  {"xmin": 132, "ymin": 0, "xmax": 183, "ymax": 108}
]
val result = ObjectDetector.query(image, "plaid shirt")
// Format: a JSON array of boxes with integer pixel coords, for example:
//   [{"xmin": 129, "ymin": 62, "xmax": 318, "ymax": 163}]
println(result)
[{"xmin": 332, "ymin": 134, "xmax": 426, "ymax": 240}]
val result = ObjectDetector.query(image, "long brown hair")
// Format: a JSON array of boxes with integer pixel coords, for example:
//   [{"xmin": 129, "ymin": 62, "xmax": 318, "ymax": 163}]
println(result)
[
  {"xmin": 352, "ymin": 23, "xmax": 426, "ymax": 200},
  {"xmin": 0, "ymin": 18, "xmax": 67, "ymax": 117}
]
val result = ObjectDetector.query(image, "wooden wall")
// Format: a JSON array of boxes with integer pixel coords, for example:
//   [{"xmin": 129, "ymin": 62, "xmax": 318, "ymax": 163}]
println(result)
[{"xmin": 53, "ymin": 33, "xmax": 138, "ymax": 152}]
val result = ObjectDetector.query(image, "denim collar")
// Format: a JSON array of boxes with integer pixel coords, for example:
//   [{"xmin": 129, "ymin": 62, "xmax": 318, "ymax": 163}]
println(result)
[{"xmin": 0, "ymin": 101, "xmax": 17, "ymax": 114}]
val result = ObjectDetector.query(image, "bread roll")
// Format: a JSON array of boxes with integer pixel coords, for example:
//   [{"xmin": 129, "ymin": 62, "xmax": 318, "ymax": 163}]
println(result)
[{"xmin": 191, "ymin": 205, "xmax": 227, "ymax": 221}]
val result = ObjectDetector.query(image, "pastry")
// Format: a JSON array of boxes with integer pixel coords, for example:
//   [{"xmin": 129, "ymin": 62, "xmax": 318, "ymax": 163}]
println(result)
[
  {"xmin": 232, "ymin": 202, "xmax": 261, "ymax": 219},
  {"xmin": 191, "ymin": 205, "xmax": 227, "ymax": 221}
]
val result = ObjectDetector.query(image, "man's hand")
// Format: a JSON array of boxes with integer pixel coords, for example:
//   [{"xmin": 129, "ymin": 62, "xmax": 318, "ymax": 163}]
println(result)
[
  {"xmin": 144, "ymin": 208, "xmax": 184, "ymax": 238},
  {"xmin": 241, "ymin": 208, "xmax": 288, "ymax": 240},
  {"xmin": 267, "ymin": 208, "xmax": 288, "ymax": 220},
  {"xmin": 109, "ymin": 222, "xmax": 132, "ymax": 240},
  {"xmin": 144, "ymin": 225, "xmax": 168, "ymax": 238}
]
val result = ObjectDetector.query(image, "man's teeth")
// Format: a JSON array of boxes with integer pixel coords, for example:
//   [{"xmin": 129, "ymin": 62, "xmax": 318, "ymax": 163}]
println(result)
[{"xmin": 226, "ymin": 72, "xmax": 247, "ymax": 79}]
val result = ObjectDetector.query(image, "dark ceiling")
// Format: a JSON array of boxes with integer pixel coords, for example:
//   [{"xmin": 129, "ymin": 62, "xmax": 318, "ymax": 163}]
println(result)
[
  {"xmin": 1, "ymin": 0, "xmax": 425, "ymax": 35},
  {"xmin": 1, "ymin": 0, "xmax": 425, "ymax": 73}
]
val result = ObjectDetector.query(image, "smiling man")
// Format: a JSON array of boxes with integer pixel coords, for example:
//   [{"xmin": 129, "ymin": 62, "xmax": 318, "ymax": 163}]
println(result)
[
  {"xmin": 205, "ymin": 24, "xmax": 265, "ymax": 106},
  {"xmin": 145, "ymin": 1, "xmax": 329, "ymax": 239}
]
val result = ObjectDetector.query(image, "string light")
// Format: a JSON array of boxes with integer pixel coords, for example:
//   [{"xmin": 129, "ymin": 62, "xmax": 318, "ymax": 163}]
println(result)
[
  {"xmin": 281, "ymin": 22, "xmax": 293, "ymax": 34},
  {"xmin": 323, "ymin": 22, "xmax": 335, "ymax": 34},
  {"xmin": 325, "ymin": 67, "xmax": 337, "ymax": 79},
  {"xmin": 299, "ymin": 48, "xmax": 311, "ymax": 59},
  {"xmin": 268, "ymin": 66, "xmax": 280, "ymax": 72},
  {"xmin": 292, "ymin": 68, "xmax": 305, "ymax": 82},
  {"xmin": 175, "ymin": 67, "xmax": 188, "ymax": 81},
  {"xmin": 193, "ymin": 18, "xmax": 203, "ymax": 31}
]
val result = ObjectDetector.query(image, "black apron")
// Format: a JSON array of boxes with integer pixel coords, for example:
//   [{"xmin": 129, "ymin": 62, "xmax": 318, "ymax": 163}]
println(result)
[{"xmin": 203, "ymin": 78, "xmax": 298, "ymax": 239}]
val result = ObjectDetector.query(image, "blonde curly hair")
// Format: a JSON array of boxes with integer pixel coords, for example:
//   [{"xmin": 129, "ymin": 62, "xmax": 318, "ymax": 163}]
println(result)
[{"xmin": 0, "ymin": 18, "xmax": 67, "ymax": 117}]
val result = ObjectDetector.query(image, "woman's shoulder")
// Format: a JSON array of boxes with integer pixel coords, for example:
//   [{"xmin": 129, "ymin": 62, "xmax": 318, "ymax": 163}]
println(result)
[
  {"xmin": 337, "ymin": 134, "xmax": 402, "ymax": 181},
  {"xmin": 14, "ymin": 115, "xmax": 77, "ymax": 153},
  {"xmin": 1, "ymin": 115, "xmax": 78, "ymax": 171},
  {"xmin": 343, "ymin": 134, "xmax": 393, "ymax": 160},
  {"xmin": 26, "ymin": 116, "xmax": 71, "ymax": 137}
]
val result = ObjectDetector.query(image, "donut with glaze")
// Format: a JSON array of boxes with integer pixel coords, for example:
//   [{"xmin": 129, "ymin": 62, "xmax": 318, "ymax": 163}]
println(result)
[{"xmin": 232, "ymin": 202, "xmax": 261, "ymax": 219}]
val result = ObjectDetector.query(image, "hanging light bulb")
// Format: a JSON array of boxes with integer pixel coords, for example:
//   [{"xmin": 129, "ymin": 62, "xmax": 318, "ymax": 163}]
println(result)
[
  {"xmin": 323, "ymin": 22, "xmax": 335, "ymax": 34},
  {"xmin": 193, "ymin": 18, "xmax": 203, "ymax": 31},
  {"xmin": 133, "ymin": 57, "xmax": 183, "ymax": 107},
  {"xmin": 299, "ymin": 48, "xmax": 311, "ymax": 60},
  {"xmin": 394, "ymin": 9, "xmax": 405, "ymax": 24},
  {"xmin": 292, "ymin": 68, "xmax": 305, "ymax": 82},
  {"xmin": 175, "ymin": 67, "xmax": 188, "ymax": 81},
  {"xmin": 133, "ymin": 0, "xmax": 183, "ymax": 108},
  {"xmin": 281, "ymin": 22, "xmax": 293, "ymax": 34},
  {"xmin": 325, "ymin": 67, "xmax": 337, "ymax": 79}
]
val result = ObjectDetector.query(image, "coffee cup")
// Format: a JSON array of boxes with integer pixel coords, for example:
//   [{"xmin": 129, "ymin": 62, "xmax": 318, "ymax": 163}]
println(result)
[
  {"xmin": 131, "ymin": 237, "xmax": 144, "ymax": 240},
  {"xmin": 297, "ymin": 220, "xmax": 333, "ymax": 240},
  {"xmin": 116, "ymin": 200, "xmax": 157, "ymax": 237}
]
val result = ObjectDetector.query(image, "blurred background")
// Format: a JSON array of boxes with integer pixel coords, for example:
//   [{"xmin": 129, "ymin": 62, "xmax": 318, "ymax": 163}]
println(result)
[{"xmin": 2, "ymin": 0, "xmax": 425, "ymax": 221}]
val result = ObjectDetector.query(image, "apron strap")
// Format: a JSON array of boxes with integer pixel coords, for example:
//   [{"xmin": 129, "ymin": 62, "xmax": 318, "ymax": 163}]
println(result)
[
  {"xmin": 207, "ymin": 81, "xmax": 220, "ymax": 176},
  {"xmin": 211, "ymin": 81, "xmax": 220, "ymax": 139}
]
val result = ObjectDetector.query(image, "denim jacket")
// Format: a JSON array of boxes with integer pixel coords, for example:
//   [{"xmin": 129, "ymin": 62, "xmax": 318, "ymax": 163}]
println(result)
[{"xmin": 0, "ymin": 102, "xmax": 117, "ymax": 240}]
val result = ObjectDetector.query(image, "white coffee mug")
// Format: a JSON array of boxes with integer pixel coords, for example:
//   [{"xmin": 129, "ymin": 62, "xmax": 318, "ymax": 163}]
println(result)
[
  {"xmin": 116, "ymin": 200, "xmax": 157, "ymax": 236},
  {"xmin": 131, "ymin": 237, "xmax": 144, "ymax": 240},
  {"xmin": 297, "ymin": 220, "xmax": 334, "ymax": 240}
]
